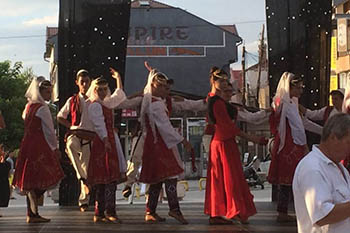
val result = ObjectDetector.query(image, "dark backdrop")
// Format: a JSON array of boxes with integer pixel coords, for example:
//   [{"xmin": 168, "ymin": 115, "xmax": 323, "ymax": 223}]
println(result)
[{"xmin": 58, "ymin": 0, "xmax": 131, "ymax": 206}]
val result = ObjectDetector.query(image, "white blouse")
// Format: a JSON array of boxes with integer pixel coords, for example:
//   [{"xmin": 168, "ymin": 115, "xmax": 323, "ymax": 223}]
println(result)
[
  {"xmin": 285, "ymin": 101, "xmax": 307, "ymax": 145},
  {"xmin": 306, "ymin": 106, "xmax": 342, "ymax": 122},
  {"xmin": 117, "ymin": 96, "xmax": 142, "ymax": 110},
  {"xmin": 172, "ymin": 99, "xmax": 206, "ymax": 112},
  {"xmin": 88, "ymin": 88, "xmax": 126, "ymax": 140},
  {"xmin": 237, "ymin": 109, "xmax": 270, "ymax": 125},
  {"xmin": 149, "ymin": 100, "xmax": 183, "ymax": 149}
]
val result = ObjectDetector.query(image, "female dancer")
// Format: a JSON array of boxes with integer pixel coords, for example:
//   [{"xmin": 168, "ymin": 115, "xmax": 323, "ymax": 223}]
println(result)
[
  {"xmin": 13, "ymin": 77, "xmax": 64, "ymax": 223},
  {"xmin": 205, "ymin": 68, "xmax": 262, "ymax": 225},
  {"xmin": 138, "ymin": 68, "xmax": 192, "ymax": 224},
  {"xmin": 86, "ymin": 69, "xmax": 126, "ymax": 223},
  {"xmin": 268, "ymin": 72, "xmax": 316, "ymax": 222}
]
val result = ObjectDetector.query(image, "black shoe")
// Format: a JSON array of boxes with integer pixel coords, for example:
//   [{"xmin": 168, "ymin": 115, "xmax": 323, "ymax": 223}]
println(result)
[
  {"xmin": 79, "ymin": 204, "xmax": 88, "ymax": 212},
  {"xmin": 168, "ymin": 210, "xmax": 188, "ymax": 225},
  {"xmin": 122, "ymin": 186, "xmax": 132, "ymax": 198}
]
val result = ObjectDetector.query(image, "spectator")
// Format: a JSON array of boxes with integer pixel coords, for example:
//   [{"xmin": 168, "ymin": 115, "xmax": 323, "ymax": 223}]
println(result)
[
  {"xmin": 0, "ymin": 111, "xmax": 5, "ymax": 129},
  {"xmin": 0, "ymin": 145, "xmax": 10, "ymax": 216},
  {"xmin": 6, "ymin": 151, "xmax": 16, "ymax": 199},
  {"xmin": 293, "ymin": 113, "xmax": 350, "ymax": 233}
]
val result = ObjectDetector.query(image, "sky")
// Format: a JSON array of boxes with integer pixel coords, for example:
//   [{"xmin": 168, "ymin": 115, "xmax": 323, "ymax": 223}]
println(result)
[{"xmin": 0, "ymin": 0, "xmax": 266, "ymax": 77}]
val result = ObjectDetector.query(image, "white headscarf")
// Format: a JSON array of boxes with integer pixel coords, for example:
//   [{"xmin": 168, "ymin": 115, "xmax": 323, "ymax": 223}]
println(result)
[
  {"xmin": 25, "ymin": 76, "xmax": 46, "ymax": 104},
  {"xmin": 140, "ymin": 69, "xmax": 169, "ymax": 143},
  {"xmin": 342, "ymin": 75, "xmax": 350, "ymax": 113},
  {"xmin": 22, "ymin": 76, "xmax": 49, "ymax": 119},
  {"xmin": 272, "ymin": 72, "xmax": 300, "ymax": 152},
  {"xmin": 85, "ymin": 78, "xmax": 114, "ymax": 108}
]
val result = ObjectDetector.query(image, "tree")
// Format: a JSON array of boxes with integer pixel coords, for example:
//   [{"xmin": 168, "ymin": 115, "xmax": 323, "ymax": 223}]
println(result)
[{"xmin": 0, "ymin": 60, "xmax": 34, "ymax": 151}]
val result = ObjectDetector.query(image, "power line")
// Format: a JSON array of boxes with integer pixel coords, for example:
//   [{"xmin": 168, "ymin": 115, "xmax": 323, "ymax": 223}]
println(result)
[
  {"xmin": 233, "ymin": 20, "xmax": 265, "ymax": 25},
  {"xmin": 0, "ymin": 19, "xmax": 266, "ymax": 40},
  {"xmin": 0, "ymin": 35, "xmax": 46, "ymax": 39}
]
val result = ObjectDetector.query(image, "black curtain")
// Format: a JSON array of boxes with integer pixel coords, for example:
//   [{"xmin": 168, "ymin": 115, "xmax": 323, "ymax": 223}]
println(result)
[
  {"xmin": 266, "ymin": 0, "xmax": 332, "ymax": 150},
  {"xmin": 266, "ymin": 0, "xmax": 332, "ymax": 109},
  {"xmin": 58, "ymin": 0, "xmax": 131, "ymax": 206}
]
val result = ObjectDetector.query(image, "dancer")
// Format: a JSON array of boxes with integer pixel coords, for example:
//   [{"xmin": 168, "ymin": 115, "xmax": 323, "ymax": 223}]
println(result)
[
  {"xmin": 204, "ymin": 67, "xmax": 261, "ymax": 225},
  {"xmin": 268, "ymin": 72, "xmax": 322, "ymax": 222},
  {"xmin": 57, "ymin": 69, "xmax": 94, "ymax": 212},
  {"xmin": 86, "ymin": 68, "xmax": 126, "ymax": 223},
  {"xmin": 138, "ymin": 67, "xmax": 192, "ymax": 224},
  {"xmin": 121, "ymin": 62, "xmax": 205, "ymax": 198},
  {"xmin": 13, "ymin": 77, "xmax": 64, "ymax": 223},
  {"xmin": 300, "ymin": 88, "xmax": 344, "ymax": 124}
]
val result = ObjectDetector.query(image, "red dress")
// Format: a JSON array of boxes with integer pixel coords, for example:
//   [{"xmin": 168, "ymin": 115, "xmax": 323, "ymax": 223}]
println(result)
[
  {"xmin": 268, "ymin": 110, "xmax": 307, "ymax": 185},
  {"xmin": 139, "ymin": 98, "xmax": 183, "ymax": 184},
  {"xmin": 87, "ymin": 103, "xmax": 120, "ymax": 185},
  {"xmin": 13, "ymin": 103, "xmax": 64, "ymax": 191},
  {"xmin": 204, "ymin": 94, "xmax": 256, "ymax": 220}
]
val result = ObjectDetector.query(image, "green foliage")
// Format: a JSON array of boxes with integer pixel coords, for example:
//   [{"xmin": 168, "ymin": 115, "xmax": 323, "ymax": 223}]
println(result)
[{"xmin": 0, "ymin": 60, "xmax": 34, "ymax": 150}]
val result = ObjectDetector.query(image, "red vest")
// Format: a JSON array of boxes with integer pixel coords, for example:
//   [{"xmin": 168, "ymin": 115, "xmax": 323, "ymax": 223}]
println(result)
[{"xmin": 69, "ymin": 94, "xmax": 81, "ymax": 126}]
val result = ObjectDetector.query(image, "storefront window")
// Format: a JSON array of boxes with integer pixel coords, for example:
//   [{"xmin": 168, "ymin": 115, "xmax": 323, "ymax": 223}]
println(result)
[
  {"xmin": 186, "ymin": 118, "xmax": 206, "ymax": 160},
  {"xmin": 170, "ymin": 118, "xmax": 184, "ymax": 160},
  {"xmin": 339, "ymin": 72, "xmax": 348, "ymax": 89}
]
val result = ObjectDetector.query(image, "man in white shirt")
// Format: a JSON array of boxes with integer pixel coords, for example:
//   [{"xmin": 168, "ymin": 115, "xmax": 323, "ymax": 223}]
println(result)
[
  {"xmin": 293, "ymin": 113, "xmax": 350, "ymax": 233},
  {"xmin": 57, "ymin": 69, "xmax": 94, "ymax": 212}
]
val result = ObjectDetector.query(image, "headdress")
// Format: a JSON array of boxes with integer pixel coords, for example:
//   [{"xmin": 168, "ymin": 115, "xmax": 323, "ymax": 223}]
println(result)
[
  {"xmin": 25, "ymin": 76, "xmax": 50, "ymax": 104},
  {"xmin": 86, "ymin": 77, "xmax": 113, "ymax": 107},
  {"xmin": 140, "ymin": 69, "xmax": 172, "ymax": 143},
  {"xmin": 272, "ymin": 72, "xmax": 301, "ymax": 152},
  {"xmin": 76, "ymin": 69, "xmax": 89, "ymax": 78},
  {"xmin": 23, "ymin": 76, "xmax": 51, "ymax": 119}
]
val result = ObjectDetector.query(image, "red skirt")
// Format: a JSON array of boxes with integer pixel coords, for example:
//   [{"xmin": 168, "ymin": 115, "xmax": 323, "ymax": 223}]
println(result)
[
  {"xmin": 139, "ymin": 130, "xmax": 183, "ymax": 184},
  {"xmin": 87, "ymin": 136, "xmax": 120, "ymax": 185},
  {"xmin": 13, "ymin": 131, "xmax": 64, "ymax": 192},
  {"xmin": 204, "ymin": 139, "xmax": 256, "ymax": 220},
  {"xmin": 268, "ymin": 125, "xmax": 307, "ymax": 185}
]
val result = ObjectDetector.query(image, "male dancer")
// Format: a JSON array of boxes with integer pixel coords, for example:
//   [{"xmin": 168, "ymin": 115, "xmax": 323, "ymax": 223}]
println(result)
[{"xmin": 57, "ymin": 69, "xmax": 94, "ymax": 212}]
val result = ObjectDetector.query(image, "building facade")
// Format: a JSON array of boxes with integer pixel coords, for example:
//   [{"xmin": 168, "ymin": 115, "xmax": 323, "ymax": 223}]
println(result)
[{"xmin": 334, "ymin": 0, "xmax": 350, "ymax": 91}]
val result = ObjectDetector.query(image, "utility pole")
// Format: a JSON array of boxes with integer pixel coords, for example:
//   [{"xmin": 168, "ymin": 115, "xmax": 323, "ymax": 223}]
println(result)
[
  {"xmin": 256, "ymin": 24, "xmax": 265, "ymax": 108},
  {"xmin": 242, "ymin": 45, "xmax": 246, "ymax": 106},
  {"xmin": 241, "ymin": 44, "xmax": 248, "ymax": 159}
]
